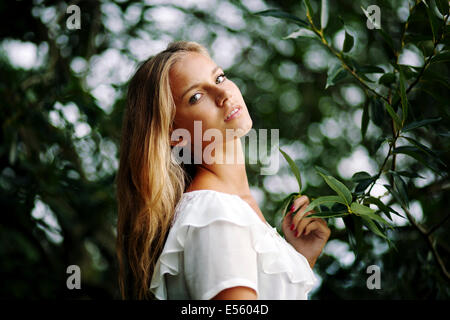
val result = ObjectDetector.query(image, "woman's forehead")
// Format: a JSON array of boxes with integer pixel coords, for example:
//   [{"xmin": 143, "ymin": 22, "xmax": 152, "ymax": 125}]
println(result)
[
  {"xmin": 171, "ymin": 52, "xmax": 214, "ymax": 79},
  {"xmin": 169, "ymin": 52, "xmax": 217, "ymax": 97}
]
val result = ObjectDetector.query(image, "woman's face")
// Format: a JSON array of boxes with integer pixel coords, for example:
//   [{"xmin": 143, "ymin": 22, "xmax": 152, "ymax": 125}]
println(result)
[{"xmin": 169, "ymin": 52, "xmax": 252, "ymax": 148}]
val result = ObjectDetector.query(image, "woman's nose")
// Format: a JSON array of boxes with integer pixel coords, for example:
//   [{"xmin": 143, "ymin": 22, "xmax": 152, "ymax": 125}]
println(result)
[{"xmin": 215, "ymin": 88, "xmax": 233, "ymax": 107}]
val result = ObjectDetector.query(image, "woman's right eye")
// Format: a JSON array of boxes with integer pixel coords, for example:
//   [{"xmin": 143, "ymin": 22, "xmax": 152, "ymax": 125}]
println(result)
[{"xmin": 189, "ymin": 93, "xmax": 202, "ymax": 104}]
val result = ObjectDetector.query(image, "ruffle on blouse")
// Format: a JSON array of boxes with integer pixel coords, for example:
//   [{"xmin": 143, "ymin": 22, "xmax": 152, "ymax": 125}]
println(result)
[{"xmin": 149, "ymin": 190, "xmax": 317, "ymax": 299}]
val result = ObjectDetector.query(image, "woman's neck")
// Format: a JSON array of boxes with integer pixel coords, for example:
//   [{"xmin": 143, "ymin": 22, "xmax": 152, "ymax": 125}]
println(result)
[{"xmin": 189, "ymin": 137, "xmax": 251, "ymax": 196}]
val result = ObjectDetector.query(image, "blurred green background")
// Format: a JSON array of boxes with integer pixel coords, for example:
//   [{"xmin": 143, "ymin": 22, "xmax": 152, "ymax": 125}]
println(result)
[{"xmin": 1, "ymin": 0, "xmax": 449, "ymax": 299}]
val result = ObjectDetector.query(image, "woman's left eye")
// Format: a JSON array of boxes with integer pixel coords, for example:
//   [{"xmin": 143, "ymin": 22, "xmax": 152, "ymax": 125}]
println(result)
[{"xmin": 216, "ymin": 73, "xmax": 226, "ymax": 84}]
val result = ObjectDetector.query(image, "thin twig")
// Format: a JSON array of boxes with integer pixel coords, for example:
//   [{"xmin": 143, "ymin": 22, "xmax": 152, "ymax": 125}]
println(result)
[
  {"xmin": 427, "ymin": 213, "xmax": 450, "ymax": 236},
  {"xmin": 305, "ymin": 15, "xmax": 389, "ymax": 103},
  {"xmin": 402, "ymin": 205, "xmax": 450, "ymax": 281},
  {"xmin": 392, "ymin": 13, "xmax": 449, "ymax": 110}
]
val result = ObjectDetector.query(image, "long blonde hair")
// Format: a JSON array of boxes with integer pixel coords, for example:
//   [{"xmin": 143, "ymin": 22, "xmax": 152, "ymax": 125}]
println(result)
[{"xmin": 116, "ymin": 41, "xmax": 210, "ymax": 299}]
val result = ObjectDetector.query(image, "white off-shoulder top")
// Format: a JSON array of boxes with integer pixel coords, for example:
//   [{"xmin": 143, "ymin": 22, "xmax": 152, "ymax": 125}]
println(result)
[{"xmin": 149, "ymin": 189, "xmax": 317, "ymax": 300}]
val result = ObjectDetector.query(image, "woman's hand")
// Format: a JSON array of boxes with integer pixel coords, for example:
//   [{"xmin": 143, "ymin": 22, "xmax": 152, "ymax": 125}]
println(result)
[{"xmin": 282, "ymin": 195, "xmax": 331, "ymax": 269}]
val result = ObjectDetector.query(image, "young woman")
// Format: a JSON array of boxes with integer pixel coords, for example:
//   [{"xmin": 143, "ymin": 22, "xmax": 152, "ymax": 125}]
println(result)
[{"xmin": 116, "ymin": 41, "xmax": 331, "ymax": 300}]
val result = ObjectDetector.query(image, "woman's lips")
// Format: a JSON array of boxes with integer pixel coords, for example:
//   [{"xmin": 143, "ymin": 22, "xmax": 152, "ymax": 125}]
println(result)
[{"xmin": 224, "ymin": 107, "xmax": 242, "ymax": 122}]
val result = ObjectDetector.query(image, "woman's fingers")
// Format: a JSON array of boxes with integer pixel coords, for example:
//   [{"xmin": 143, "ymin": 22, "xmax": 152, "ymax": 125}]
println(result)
[
  {"xmin": 290, "ymin": 196, "xmax": 308, "ymax": 214},
  {"xmin": 304, "ymin": 219, "xmax": 331, "ymax": 239},
  {"xmin": 290, "ymin": 195, "xmax": 313, "ymax": 230},
  {"xmin": 288, "ymin": 195, "xmax": 330, "ymax": 239}
]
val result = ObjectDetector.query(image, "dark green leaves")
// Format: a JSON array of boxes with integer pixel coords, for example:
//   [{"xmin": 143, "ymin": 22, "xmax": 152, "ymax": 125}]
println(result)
[
  {"xmin": 350, "ymin": 202, "xmax": 393, "ymax": 228},
  {"xmin": 370, "ymin": 98, "xmax": 386, "ymax": 127},
  {"xmin": 424, "ymin": 1, "xmax": 440, "ymax": 42},
  {"xmin": 388, "ymin": 171, "xmax": 409, "ymax": 209},
  {"xmin": 402, "ymin": 117, "xmax": 442, "ymax": 132},
  {"xmin": 358, "ymin": 65, "xmax": 385, "ymax": 73},
  {"xmin": 325, "ymin": 64, "xmax": 348, "ymax": 89},
  {"xmin": 279, "ymin": 147, "xmax": 303, "ymax": 193},
  {"xmin": 254, "ymin": 9, "xmax": 309, "ymax": 27},
  {"xmin": 399, "ymin": 69, "xmax": 408, "ymax": 125},
  {"xmin": 379, "ymin": 72, "xmax": 396, "ymax": 86},
  {"xmin": 384, "ymin": 101, "xmax": 402, "ymax": 131},
  {"xmin": 364, "ymin": 196, "xmax": 403, "ymax": 220},
  {"xmin": 392, "ymin": 145, "xmax": 444, "ymax": 174},
  {"xmin": 361, "ymin": 99, "xmax": 369, "ymax": 139},
  {"xmin": 352, "ymin": 171, "xmax": 376, "ymax": 194},
  {"xmin": 343, "ymin": 31, "xmax": 354, "ymax": 52},
  {"xmin": 308, "ymin": 211, "xmax": 349, "ymax": 218},
  {"xmin": 360, "ymin": 216, "xmax": 389, "ymax": 240},
  {"xmin": 430, "ymin": 51, "xmax": 450, "ymax": 65},
  {"xmin": 278, "ymin": 162, "xmax": 396, "ymax": 244},
  {"xmin": 303, "ymin": 195, "xmax": 346, "ymax": 213},
  {"xmin": 316, "ymin": 169, "xmax": 352, "ymax": 206},
  {"xmin": 435, "ymin": 0, "xmax": 449, "ymax": 16},
  {"xmin": 276, "ymin": 192, "xmax": 298, "ymax": 217}
]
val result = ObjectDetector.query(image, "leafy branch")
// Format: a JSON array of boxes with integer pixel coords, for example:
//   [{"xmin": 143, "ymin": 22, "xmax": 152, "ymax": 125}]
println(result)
[
  {"xmin": 278, "ymin": 147, "xmax": 395, "ymax": 248},
  {"xmin": 257, "ymin": 1, "xmax": 449, "ymax": 271}
]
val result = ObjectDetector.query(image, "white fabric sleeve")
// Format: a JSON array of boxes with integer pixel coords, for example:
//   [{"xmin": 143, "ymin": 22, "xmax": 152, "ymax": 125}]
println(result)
[{"xmin": 183, "ymin": 220, "xmax": 259, "ymax": 300}]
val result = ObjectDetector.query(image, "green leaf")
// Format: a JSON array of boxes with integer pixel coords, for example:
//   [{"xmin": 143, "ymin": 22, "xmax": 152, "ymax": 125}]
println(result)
[
  {"xmin": 280, "ymin": 192, "xmax": 298, "ymax": 217},
  {"xmin": 430, "ymin": 51, "xmax": 450, "ymax": 64},
  {"xmin": 389, "ymin": 171, "xmax": 409, "ymax": 209},
  {"xmin": 343, "ymin": 31, "xmax": 354, "ymax": 52},
  {"xmin": 279, "ymin": 147, "xmax": 303, "ymax": 193},
  {"xmin": 303, "ymin": 195, "xmax": 347, "ymax": 213},
  {"xmin": 383, "ymin": 184, "xmax": 406, "ymax": 212},
  {"xmin": 342, "ymin": 215, "xmax": 363, "ymax": 254},
  {"xmin": 360, "ymin": 216, "xmax": 389, "ymax": 239},
  {"xmin": 283, "ymin": 28, "xmax": 317, "ymax": 40},
  {"xmin": 401, "ymin": 136, "xmax": 447, "ymax": 168},
  {"xmin": 378, "ymin": 28, "xmax": 396, "ymax": 53},
  {"xmin": 351, "ymin": 171, "xmax": 376, "ymax": 194},
  {"xmin": 325, "ymin": 64, "xmax": 348, "ymax": 89},
  {"xmin": 422, "ymin": 69, "xmax": 450, "ymax": 89},
  {"xmin": 314, "ymin": 165, "xmax": 333, "ymax": 176},
  {"xmin": 401, "ymin": 136, "xmax": 438, "ymax": 158},
  {"xmin": 384, "ymin": 102, "xmax": 402, "ymax": 130},
  {"xmin": 368, "ymin": 136, "xmax": 387, "ymax": 156},
  {"xmin": 351, "ymin": 171, "xmax": 372, "ymax": 182},
  {"xmin": 358, "ymin": 65, "xmax": 385, "ymax": 73},
  {"xmin": 361, "ymin": 99, "xmax": 369, "ymax": 139},
  {"xmin": 399, "ymin": 69, "xmax": 408, "ymax": 124},
  {"xmin": 425, "ymin": 1, "xmax": 440, "ymax": 42},
  {"xmin": 308, "ymin": 211, "xmax": 349, "ymax": 218},
  {"xmin": 316, "ymin": 170, "xmax": 353, "ymax": 206},
  {"xmin": 398, "ymin": 64, "xmax": 421, "ymax": 78},
  {"xmin": 254, "ymin": 9, "xmax": 309, "ymax": 27},
  {"xmin": 402, "ymin": 117, "xmax": 442, "ymax": 132},
  {"xmin": 435, "ymin": 0, "xmax": 449, "ymax": 16},
  {"xmin": 392, "ymin": 146, "xmax": 442, "ymax": 174},
  {"xmin": 356, "ymin": 179, "xmax": 376, "ymax": 194},
  {"xmin": 350, "ymin": 201, "xmax": 375, "ymax": 214},
  {"xmin": 351, "ymin": 202, "xmax": 393, "ymax": 227},
  {"xmin": 364, "ymin": 196, "xmax": 402, "ymax": 221},
  {"xmin": 392, "ymin": 170, "xmax": 425, "ymax": 180},
  {"xmin": 370, "ymin": 98, "xmax": 385, "ymax": 127},
  {"xmin": 379, "ymin": 72, "xmax": 396, "ymax": 86}
]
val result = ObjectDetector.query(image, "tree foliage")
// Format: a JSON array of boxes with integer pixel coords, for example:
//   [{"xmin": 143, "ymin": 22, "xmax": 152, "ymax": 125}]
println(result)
[{"xmin": 1, "ymin": 0, "xmax": 449, "ymax": 299}]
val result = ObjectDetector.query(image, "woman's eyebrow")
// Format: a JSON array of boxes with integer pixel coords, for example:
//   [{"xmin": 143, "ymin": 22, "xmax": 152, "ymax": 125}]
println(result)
[{"xmin": 180, "ymin": 65, "xmax": 222, "ymax": 100}]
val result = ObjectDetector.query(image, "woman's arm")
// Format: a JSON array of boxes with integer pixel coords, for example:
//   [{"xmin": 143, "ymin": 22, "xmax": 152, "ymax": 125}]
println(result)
[{"xmin": 211, "ymin": 286, "xmax": 257, "ymax": 300}]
